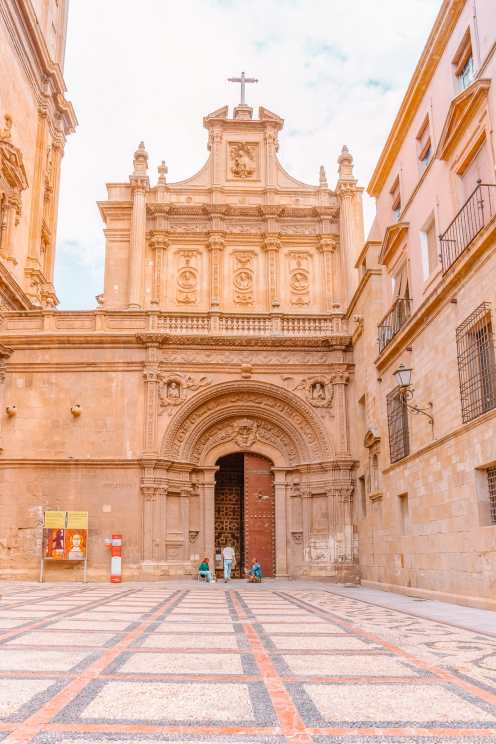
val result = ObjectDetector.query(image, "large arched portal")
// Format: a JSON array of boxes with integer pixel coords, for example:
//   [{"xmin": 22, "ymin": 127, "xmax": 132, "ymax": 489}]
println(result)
[
  {"xmin": 215, "ymin": 452, "xmax": 275, "ymax": 578},
  {"xmin": 144, "ymin": 381, "xmax": 357, "ymax": 580}
]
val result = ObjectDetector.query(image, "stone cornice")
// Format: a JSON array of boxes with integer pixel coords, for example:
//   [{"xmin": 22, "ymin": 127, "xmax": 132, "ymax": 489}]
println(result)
[
  {"xmin": 368, "ymin": 0, "xmax": 465, "ymax": 197},
  {"xmin": 0, "ymin": 261, "xmax": 34, "ymax": 310},
  {"xmin": 436, "ymin": 78, "xmax": 491, "ymax": 160}
]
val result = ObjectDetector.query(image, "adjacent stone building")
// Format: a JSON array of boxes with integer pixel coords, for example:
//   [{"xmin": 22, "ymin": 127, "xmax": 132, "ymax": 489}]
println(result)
[
  {"xmin": 0, "ymin": 0, "xmax": 495, "ymax": 609},
  {"xmin": 350, "ymin": 0, "xmax": 496, "ymax": 610}
]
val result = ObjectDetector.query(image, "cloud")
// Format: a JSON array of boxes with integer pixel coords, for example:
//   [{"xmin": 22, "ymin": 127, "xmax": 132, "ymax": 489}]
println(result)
[{"xmin": 55, "ymin": 0, "xmax": 440, "ymax": 309}]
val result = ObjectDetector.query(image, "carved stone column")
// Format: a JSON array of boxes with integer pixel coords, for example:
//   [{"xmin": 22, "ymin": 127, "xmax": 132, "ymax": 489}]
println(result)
[
  {"xmin": 139, "ymin": 334, "xmax": 163, "ymax": 456},
  {"xmin": 262, "ymin": 235, "xmax": 281, "ymax": 310},
  {"xmin": 149, "ymin": 233, "xmax": 168, "ymax": 306},
  {"xmin": 128, "ymin": 143, "xmax": 149, "ymax": 309},
  {"xmin": 336, "ymin": 146, "xmax": 358, "ymax": 307},
  {"xmin": 142, "ymin": 486, "xmax": 156, "ymax": 562},
  {"xmin": 331, "ymin": 369, "xmax": 351, "ymax": 457},
  {"xmin": 301, "ymin": 489, "xmax": 312, "ymax": 568},
  {"xmin": 45, "ymin": 136, "xmax": 65, "ymax": 284},
  {"xmin": 273, "ymin": 468, "xmax": 288, "ymax": 577},
  {"xmin": 201, "ymin": 467, "xmax": 217, "ymax": 566},
  {"xmin": 208, "ymin": 234, "xmax": 224, "ymax": 309},
  {"xmin": 27, "ymin": 105, "xmax": 48, "ymax": 266},
  {"xmin": 318, "ymin": 236, "xmax": 337, "ymax": 312},
  {"xmin": 264, "ymin": 128, "xmax": 279, "ymax": 187},
  {"xmin": 0, "ymin": 345, "xmax": 12, "ymax": 453}
]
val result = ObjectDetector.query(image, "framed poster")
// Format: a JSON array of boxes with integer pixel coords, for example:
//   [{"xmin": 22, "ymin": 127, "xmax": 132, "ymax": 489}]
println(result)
[{"xmin": 41, "ymin": 511, "xmax": 89, "ymax": 581}]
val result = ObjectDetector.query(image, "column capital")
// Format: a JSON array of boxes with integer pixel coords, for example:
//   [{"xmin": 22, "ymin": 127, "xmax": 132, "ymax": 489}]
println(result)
[
  {"xmin": 330, "ymin": 369, "xmax": 351, "ymax": 385},
  {"xmin": 262, "ymin": 234, "xmax": 281, "ymax": 252},
  {"xmin": 130, "ymin": 175, "xmax": 150, "ymax": 192},
  {"xmin": 317, "ymin": 235, "xmax": 338, "ymax": 253},
  {"xmin": 207, "ymin": 233, "xmax": 225, "ymax": 251},
  {"xmin": 148, "ymin": 232, "xmax": 169, "ymax": 250},
  {"xmin": 336, "ymin": 180, "xmax": 357, "ymax": 199}
]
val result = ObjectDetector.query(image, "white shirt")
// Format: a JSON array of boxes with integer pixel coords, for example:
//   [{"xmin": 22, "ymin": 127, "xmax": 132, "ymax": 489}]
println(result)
[{"xmin": 222, "ymin": 546, "xmax": 234, "ymax": 561}]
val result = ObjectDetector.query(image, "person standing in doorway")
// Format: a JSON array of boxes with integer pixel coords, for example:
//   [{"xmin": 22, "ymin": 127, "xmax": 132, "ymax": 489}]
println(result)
[{"xmin": 222, "ymin": 544, "xmax": 235, "ymax": 582}]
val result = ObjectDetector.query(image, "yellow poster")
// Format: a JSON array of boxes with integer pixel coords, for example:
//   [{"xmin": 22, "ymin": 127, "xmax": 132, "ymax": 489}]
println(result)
[
  {"xmin": 66, "ymin": 511, "xmax": 88, "ymax": 529},
  {"xmin": 44, "ymin": 511, "xmax": 66, "ymax": 529}
]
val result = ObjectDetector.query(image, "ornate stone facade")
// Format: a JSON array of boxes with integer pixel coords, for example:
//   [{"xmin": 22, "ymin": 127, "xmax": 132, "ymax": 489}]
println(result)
[{"xmin": 0, "ymin": 95, "xmax": 363, "ymax": 581}]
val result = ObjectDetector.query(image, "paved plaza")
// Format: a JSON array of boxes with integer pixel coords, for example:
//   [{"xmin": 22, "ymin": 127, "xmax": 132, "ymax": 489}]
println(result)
[{"xmin": 0, "ymin": 582, "xmax": 495, "ymax": 743}]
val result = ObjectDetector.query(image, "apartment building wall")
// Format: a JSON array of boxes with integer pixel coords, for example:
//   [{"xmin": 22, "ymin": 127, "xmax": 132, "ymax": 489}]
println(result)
[{"xmin": 350, "ymin": 0, "xmax": 496, "ymax": 610}]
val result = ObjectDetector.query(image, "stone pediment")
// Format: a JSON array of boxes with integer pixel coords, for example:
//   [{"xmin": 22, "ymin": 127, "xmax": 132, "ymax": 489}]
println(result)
[
  {"xmin": 379, "ymin": 222, "xmax": 409, "ymax": 266},
  {"xmin": 437, "ymin": 79, "xmax": 491, "ymax": 160}
]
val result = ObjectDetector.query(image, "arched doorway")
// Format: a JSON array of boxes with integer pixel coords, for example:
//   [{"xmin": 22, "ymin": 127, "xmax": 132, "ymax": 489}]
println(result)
[{"xmin": 214, "ymin": 452, "xmax": 275, "ymax": 578}]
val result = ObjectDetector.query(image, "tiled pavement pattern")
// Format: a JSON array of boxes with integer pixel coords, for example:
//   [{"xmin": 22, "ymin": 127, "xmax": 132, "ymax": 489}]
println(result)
[{"xmin": 0, "ymin": 583, "xmax": 495, "ymax": 743}]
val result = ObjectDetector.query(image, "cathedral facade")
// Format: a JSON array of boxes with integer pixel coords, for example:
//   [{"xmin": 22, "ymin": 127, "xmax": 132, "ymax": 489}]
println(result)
[{"xmin": 0, "ymin": 89, "xmax": 364, "ymax": 581}]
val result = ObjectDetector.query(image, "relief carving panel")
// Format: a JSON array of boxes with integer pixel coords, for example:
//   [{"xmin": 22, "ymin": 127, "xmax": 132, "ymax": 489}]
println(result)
[
  {"xmin": 288, "ymin": 251, "xmax": 311, "ymax": 306},
  {"xmin": 175, "ymin": 250, "xmax": 199, "ymax": 304},
  {"xmin": 232, "ymin": 251, "xmax": 255, "ymax": 305},
  {"xmin": 229, "ymin": 142, "xmax": 258, "ymax": 179}
]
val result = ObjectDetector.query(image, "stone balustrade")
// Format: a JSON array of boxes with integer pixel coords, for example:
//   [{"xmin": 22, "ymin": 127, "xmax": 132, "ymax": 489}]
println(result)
[{"xmin": 0, "ymin": 310, "xmax": 349, "ymax": 338}]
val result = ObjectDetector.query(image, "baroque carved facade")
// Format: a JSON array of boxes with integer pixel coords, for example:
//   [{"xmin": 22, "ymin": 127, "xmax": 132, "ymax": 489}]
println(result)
[{"xmin": 0, "ymin": 97, "xmax": 363, "ymax": 581}]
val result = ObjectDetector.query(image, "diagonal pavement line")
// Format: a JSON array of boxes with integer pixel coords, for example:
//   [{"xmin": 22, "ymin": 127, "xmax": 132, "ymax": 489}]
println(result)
[
  {"xmin": 1, "ymin": 589, "xmax": 186, "ymax": 744},
  {"xmin": 0, "ymin": 586, "xmax": 146, "ymax": 642},
  {"xmin": 278, "ymin": 591, "xmax": 496, "ymax": 710},
  {"xmin": 231, "ymin": 590, "xmax": 314, "ymax": 744},
  {"xmin": 323, "ymin": 587, "xmax": 496, "ymax": 639}
]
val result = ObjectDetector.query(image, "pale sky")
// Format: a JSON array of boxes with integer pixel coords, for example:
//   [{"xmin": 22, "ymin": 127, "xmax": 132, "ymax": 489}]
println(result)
[{"xmin": 55, "ymin": 0, "xmax": 440, "ymax": 309}]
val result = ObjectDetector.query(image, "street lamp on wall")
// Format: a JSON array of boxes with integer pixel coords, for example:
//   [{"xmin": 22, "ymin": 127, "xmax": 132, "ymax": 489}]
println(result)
[{"xmin": 393, "ymin": 362, "xmax": 434, "ymax": 429}]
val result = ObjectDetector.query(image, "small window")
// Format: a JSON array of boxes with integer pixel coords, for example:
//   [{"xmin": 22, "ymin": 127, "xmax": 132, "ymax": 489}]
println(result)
[
  {"xmin": 390, "ymin": 175, "xmax": 401, "ymax": 222},
  {"xmin": 453, "ymin": 31, "xmax": 475, "ymax": 92},
  {"xmin": 421, "ymin": 217, "xmax": 438, "ymax": 278},
  {"xmin": 460, "ymin": 139, "xmax": 493, "ymax": 199},
  {"xmin": 456, "ymin": 303, "xmax": 496, "ymax": 423},
  {"xmin": 488, "ymin": 467, "xmax": 496, "ymax": 525},
  {"xmin": 416, "ymin": 117, "xmax": 432, "ymax": 172},
  {"xmin": 387, "ymin": 387, "xmax": 410, "ymax": 463},
  {"xmin": 399, "ymin": 493, "xmax": 410, "ymax": 535},
  {"xmin": 359, "ymin": 475, "xmax": 367, "ymax": 518}
]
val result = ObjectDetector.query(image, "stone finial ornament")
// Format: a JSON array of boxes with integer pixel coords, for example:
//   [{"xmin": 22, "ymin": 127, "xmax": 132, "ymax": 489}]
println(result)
[
  {"xmin": 133, "ymin": 141, "xmax": 149, "ymax": 176},
  {"xmin": 319, "ymin": 165, "xmax": 328, "ymax": 188},
  {"xmin": 338, "ymin": 145, "xmax": 354, "ymax": 181},
  {"xmin": 157, "ymin": 160, "xmax": 168, "ymax": 185}
]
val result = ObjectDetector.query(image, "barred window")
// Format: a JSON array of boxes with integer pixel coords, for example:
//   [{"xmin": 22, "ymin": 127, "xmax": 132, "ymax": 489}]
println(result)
[
  {"xmin": 488, "ymin": 467, "xmax": 496, "ymax": 525},
  {"xmin": 387, "ymin": 386, "xmax": 410, "ymax": 463},
  {"xmin": 456, "ymin": 303, "xmax": 496, "ymax": 423}
]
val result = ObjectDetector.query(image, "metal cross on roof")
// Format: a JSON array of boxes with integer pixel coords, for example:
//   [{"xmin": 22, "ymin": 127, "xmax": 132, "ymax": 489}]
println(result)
[{"xmin": 228, "ymin": 71, "xmax": 258, "ymax": 106}]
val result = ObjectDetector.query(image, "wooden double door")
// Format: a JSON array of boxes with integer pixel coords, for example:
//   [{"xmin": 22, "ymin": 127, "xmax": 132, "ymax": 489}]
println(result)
[{"xmin": 214, "ymin": 452, "xmax": 275, "ymax": 577}]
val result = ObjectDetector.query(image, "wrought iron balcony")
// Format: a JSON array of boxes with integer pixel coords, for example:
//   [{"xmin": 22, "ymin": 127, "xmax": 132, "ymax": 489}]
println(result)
[
  {"xmin": 440, "ymin": 182, "xmax": 496, "ymax": 273},
  {"xmin": 377, "ymin": 297, "xmax": 412, "ymax": 353}
]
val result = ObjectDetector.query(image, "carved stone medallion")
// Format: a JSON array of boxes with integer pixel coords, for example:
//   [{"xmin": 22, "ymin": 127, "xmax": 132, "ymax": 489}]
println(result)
[{"xmin": 283, "ymin": 376, "xmax": 334, "ymax": 408}]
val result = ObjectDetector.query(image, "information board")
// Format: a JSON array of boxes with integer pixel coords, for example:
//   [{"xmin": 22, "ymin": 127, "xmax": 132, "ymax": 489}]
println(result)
[{"xmin": 41, "ymin": 511, "xmax": 89, "ymax": 582}]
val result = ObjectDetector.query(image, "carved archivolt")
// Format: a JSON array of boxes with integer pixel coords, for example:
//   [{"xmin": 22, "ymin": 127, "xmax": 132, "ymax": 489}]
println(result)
[
  {"xmin": 190, "ymin": 415, "xmax": 298, "ymax": 466},
  {"xmin": 161, "ymin": 380, "xmax": 333, "ymax": 464}
]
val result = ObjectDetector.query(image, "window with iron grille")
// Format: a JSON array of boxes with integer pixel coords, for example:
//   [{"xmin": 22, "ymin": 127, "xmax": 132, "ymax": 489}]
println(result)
[
  {"xmin": 387, "ymin": 386, "xmax": 410, "ymax": 463},
  {"xmin": 456, "ymin": 303, "xmax": 496, "ymax": 423},
  {"xmin": 488, "ymin": 467, "xmax": 496, "ymax": 525}
]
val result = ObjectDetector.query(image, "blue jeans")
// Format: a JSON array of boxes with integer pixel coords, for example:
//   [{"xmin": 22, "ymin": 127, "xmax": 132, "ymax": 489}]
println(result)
[
  {"xmin": 223, "ymin": 560, "xmax": 233, "ymax": 580},
  {"xmin": 199, "ymin": 570, "xmax": 212, "ymax": 582}
]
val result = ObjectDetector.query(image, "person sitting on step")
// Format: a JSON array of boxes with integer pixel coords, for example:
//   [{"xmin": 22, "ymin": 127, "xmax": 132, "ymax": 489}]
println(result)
[
  {"xmin": 198, "ymin": 557, "xmax": 213, "ymax": 583},
  {"xmin": 248, "ymin": 557, "xmax": 262, "ymax": 583}
]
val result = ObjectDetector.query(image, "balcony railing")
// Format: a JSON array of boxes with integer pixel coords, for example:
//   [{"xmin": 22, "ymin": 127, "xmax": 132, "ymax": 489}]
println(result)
[
  {"xmin": 440, "ymin": 182, "xmax": 496, "ymax": 273},
  {"xmin": 377, "ymin": 297, "xmax": 412, "ymax": 353}
]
